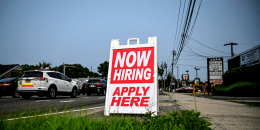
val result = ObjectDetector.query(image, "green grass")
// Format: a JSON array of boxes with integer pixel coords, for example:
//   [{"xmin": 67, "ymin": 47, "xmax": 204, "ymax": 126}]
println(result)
[
  {"xmin": 224, "ymin": 100, "xmax": 260, "ymax": 107},
  {"xmin": 214, "ymin": 81, "xmax": 259, "ymax": 92},
  {"xmin": 0, "ymin": 103, "xmax": 213, "ymax": 130}
]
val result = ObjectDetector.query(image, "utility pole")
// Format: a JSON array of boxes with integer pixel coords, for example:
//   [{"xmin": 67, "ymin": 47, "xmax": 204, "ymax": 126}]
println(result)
[
  {"xmin": 224, "ymin": 42, "xmax": 238, "ymax": 57},
  {"xmin": 164, "ymin": 62, "xmax": 167, "ymax": 90},
  {"xmin": 171, "ymin": 51, "xmax": 176, "ymax": 92},
  {"xmin": 177, "ymin": 66, "xmax": 179, "ymax": 88}
]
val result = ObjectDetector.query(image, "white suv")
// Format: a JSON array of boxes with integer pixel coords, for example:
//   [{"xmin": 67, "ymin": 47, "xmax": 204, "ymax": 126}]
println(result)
[{"xmin": 18, "ymin": 70, "xmax": 78, "ymax": 99}]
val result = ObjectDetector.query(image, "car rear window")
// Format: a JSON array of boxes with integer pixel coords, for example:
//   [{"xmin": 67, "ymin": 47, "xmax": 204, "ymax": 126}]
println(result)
[
  {"xmin": 0, "ymin": 78, "xmax": 17, "ymax": 82},
  {"xmin": 23, "ymin": 72, "xmax": 43, "ymax": 77},
  {"xmin": 87, "ymin": 80, "xmax": 100, "ymax": 83}
]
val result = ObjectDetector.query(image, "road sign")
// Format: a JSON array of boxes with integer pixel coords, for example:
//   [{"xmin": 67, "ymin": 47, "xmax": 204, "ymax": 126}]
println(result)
[{"xmin": 105, "ymin": 37, "xmax": 158, "ymax": 116}]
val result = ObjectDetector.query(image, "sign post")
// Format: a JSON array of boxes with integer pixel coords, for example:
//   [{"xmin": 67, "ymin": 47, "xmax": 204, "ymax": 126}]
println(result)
[{"xmin": 104, "ymin": 37, "xmax": 158, "ymax": 116}]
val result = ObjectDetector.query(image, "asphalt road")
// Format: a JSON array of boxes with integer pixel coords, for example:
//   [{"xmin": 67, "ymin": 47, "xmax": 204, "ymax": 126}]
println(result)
[{"xmin": 0, "ymin": 94, "xmax": 106, "ymax": 115}]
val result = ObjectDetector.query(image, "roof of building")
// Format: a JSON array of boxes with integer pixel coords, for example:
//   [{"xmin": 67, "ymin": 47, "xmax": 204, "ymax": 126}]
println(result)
[{"xmin": 0, "ymin": 64, "xmax": 22, "ymax": 77}]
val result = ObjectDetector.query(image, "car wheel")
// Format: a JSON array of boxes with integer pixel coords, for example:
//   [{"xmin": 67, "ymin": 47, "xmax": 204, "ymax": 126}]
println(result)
[
  {"xmin": 12, "ymin": 88, "xmax": 20, "ymax": 98},
  {"xmin": 71, "ymin": 88, "xmax": 77, "ymax": 98},
  {"xmin": 102, "ymin": 89, "xmax": 106, "ymax": 96},
  {"xmin": 47, "ymin": 87, "xmax": 57, "ymax": 99},
  {"xmin": 87, "ymin": 92, "xmax": 91, "ymax": 96},
  {"xmin": 22, "ymin": 95, "xmax": 32, "ymax": 99}
]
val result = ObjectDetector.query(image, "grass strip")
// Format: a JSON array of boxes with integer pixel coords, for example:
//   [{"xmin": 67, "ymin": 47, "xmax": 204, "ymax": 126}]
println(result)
[{"xmin": 0, "ymin": 106, "xmax": 213, "ymax": 130}]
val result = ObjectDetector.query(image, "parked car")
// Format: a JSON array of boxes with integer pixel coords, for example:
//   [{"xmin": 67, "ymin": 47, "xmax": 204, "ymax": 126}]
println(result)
[
  {"xmin": 175, "ymin": 87, "xmax": 185, "ymax": 92},
  {"xmin": 17, "ymin": 70, "xmax": 78, "ymax": 99},
  {"xmin": 0, "ymin": 78, "xmax": 20, "ymax": 98},
  {"xmin": 178, "ymin": 87, "xmax": 198, "ymax": 93},
  {"xmin": 81, "ymin": 78, "xmax": 107, "ymax": 96}
]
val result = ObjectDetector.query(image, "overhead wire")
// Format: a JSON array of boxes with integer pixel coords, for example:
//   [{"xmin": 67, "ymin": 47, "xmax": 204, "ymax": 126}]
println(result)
[
  {"xmin": 189, "ymin": 38, "xmax": 231, "ymax": 54},
  {"xmin": 173, "ymin": 0, "xmax": 183, "ymax": 50},
  {"xmin": 173, "ymin": 0, "xmax": 197, "ymax": 69}
]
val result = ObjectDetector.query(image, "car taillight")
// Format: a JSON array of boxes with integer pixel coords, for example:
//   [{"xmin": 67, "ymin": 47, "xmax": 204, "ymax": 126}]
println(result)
[
  {"xmin": 0, "ymin": 83, "xmax": 11, "ymax": 86},
  {"xmin": 34, "ymin": 77, "xmax": 48, "ymax": 81},
  {"xmin": 85, "ymin": 83, "xmax": 89, "ymax": 85},
  {"xmin": 19, "ymin": 79, "xmax": 22, "ymax": 85},
  {"xmin": 96, "ymin": 83, "xmax": 102, "ymax": 85}
]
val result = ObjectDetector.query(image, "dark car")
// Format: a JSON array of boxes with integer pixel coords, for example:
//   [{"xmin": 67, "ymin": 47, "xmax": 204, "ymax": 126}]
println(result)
[
  {"xmin": 0, "ymin": 78, "xmax": 20, "ymax": 98},
  {"xmin": 178, "ymin": 87, "xmax": 198, "ymax": 93},
  {"xmin": 81, "ymin": 79, "xmax": 107, "ymax": 96}
]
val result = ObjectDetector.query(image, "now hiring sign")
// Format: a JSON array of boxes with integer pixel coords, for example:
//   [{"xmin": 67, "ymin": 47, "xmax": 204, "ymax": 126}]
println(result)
[{"xmin": 105, "ymin": 37, "xmax": 158, "ymax": 116}]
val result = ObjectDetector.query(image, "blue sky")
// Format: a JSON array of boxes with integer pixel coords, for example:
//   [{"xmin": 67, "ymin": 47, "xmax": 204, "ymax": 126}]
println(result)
[{"xmin": 0, "ymin": 0, "xmax": 260, "ymax": 82}]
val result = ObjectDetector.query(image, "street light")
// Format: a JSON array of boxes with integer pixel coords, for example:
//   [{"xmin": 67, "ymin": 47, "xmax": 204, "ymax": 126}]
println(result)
[
  {"xmin": 194, "ymin": 67, "xmax": 200, "ymax": 78},
  {"xmin": 63, "ymin": 63, "xmax": 78, "ymax": 75},
  {"xmin": 186, "ymin": 70, "xmax": 189, "ymax": 75}
]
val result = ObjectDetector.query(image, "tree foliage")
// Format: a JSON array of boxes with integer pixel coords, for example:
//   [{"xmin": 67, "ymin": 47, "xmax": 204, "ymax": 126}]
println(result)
[{"xmin": 97, "ymin": 61, "xmax": 109, "ymax": 79}]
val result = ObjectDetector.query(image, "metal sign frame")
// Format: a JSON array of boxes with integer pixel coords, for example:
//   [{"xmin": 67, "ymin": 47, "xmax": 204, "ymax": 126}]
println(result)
[{"xmin": 104, "ymin": 37, "xmax": 158, "ymax": 116}]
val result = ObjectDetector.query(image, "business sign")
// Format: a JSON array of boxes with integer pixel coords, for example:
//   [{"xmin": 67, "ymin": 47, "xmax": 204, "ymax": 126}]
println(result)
[
  {"xmin": 182, "ymin": 74, "xmax": 189, "ymax": 81},
  {"xmin": 241, "ymin": 48, "xmax": 260, "ymax": 66},
  {"xmin": 105, "ymin": 37, "xmax": 158, "ymax": 116},
  {"xmin": 207, "ymin": 57, "xmax": 224, "ymax": 83},
  {"xmin": 194, "ymin": 78, "xmax": 200, "ymax": 85},
  {"xmin": 182, "ymin": 81, "xmax": 186, "ymax": 86}
]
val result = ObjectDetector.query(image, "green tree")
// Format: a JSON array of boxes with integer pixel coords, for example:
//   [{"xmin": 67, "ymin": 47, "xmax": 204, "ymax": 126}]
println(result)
[
  {"xmin": 38, "ymin": 60, "xmax": 52, "ymax": 69},
  {"xmin": 97, "ymin": 61, "xmax": 109, "ymax": 79}
]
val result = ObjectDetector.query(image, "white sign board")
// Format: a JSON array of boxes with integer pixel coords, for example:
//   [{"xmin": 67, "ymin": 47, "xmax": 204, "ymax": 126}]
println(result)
[
  {"xmin": 182, "ymin": 81, "xmax": 186, "ymax": 86},
  {"xmin": 104, "ymin": 37, "xmax": 158, "ymax": 116},
  {"xmin": 208, "ymin": 58, "xmax": 223, "ymax": 83},
  {"xmin": 194, "ymin": 78, "xmax": 200, "ymax": 85},
  {"xmin": 241, "ymin": 48, "xmax": 260, "ymax": 66},
  {"xmin": 182, "ymin": 74, "xmax": 189, "ymax": 81}
]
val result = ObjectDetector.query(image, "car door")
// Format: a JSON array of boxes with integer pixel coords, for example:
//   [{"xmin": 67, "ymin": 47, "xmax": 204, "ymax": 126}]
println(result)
[
  {"xmin": 60, "ymin": 74, "xmax": 71, "ymax": 92},
  {"xmin": 52, "ymin": 72, "xmax": 65, "ymax": 92}
]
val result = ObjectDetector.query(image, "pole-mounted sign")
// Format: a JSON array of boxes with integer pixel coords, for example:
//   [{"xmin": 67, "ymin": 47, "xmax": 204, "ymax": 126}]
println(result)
[
  {"xmin": 207, "ymin": 57, "xmax": 224, "ymax": 83},
  {"xmin": 104, "ymin": 37, "xmax": 158, "ymax": 116},
  {"xmin": 182, "ymin": 74, "xmax": 189, "ymax": 81}
]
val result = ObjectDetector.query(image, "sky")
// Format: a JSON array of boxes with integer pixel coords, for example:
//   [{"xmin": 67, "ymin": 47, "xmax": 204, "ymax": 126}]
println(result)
[{"xmin": 1, "ymin": 0, "xmax": 260, "ymax": 82}]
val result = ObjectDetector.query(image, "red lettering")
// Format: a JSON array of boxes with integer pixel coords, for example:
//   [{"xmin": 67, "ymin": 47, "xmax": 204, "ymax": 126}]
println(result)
[
  {"xmin": 135, "ymin": 87, "xmax": 142, "ymax": 96},
  {"xmin": 140, "ymin": 97, "xmax": 150, "ymax": 107},
  {"xmin": 112, "ymin": 87, "xmax": 120, "ymax": 96},
  {"xmin": 121, "ymin": 87, "xmax": 128, "ymax": 96},
  {"xmin": 110, "ymin": 97, "xmax": 122, "ymax": 106},
  {"xmin": 121, "ymin": 97, "xmax": 130, "ymax": 106},
  {"xmin": 128, "ymin": 87, "xmax": 136, "ymax": 96},
  {"xmin": 142, "ymin": 86, "xmax": 150, "ymax": 96},
  {"xmin": 130, "ymin": 97, "xmax": 140, "ymax": 106}
]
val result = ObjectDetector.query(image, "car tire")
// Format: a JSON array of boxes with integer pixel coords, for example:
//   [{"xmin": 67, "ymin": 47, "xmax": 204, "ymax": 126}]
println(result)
[
  {"xmin": 22, "ymin": 95, "xmax": 32, "ymax": 99},
  {"xmin": 47, "ymin": 87, "xmax": 57, "ymax": 99},
  {"xmin": 87, "ymin": 92, "xmax": 91, "ymax": 96},
  {"xmin": 71, "ymin": 88, "xmax": 77, "ymax": 98},
  {"xmin": 12, "ymin": 88, "xmax": 20, "ymax": 98},
  {"xmin": 102, "ymin": 89, "xmax": 106, "ymax": 96}
]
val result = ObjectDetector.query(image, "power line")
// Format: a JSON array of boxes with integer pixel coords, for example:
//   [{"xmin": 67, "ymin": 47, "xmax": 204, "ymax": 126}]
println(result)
[
  {"xmin": 173, "ymin": 0, "xmax": 183, "ymax": 50},
  {"xmin": 189, "ymin": 37, "xmax": 231, "ymax": 54},
  {"xmin": 185, "ymin": 41, "xmax": 213, "ymax": 56},
  {"xmin": 173, "ymin": 0, "xmax": 199, "ymax": 69}
]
